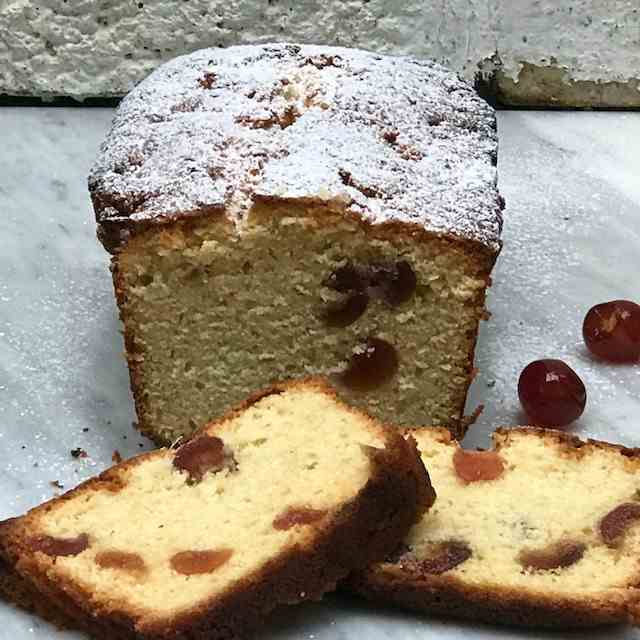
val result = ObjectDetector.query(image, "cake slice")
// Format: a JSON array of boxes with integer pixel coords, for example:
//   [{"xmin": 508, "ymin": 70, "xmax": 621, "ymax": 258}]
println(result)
[
  {"xmin": 0, "ymin": 380, "xmax": 433, "ymax": 639},
  {"xmin": 348, "ymin": 427, "xmax": 640, "ymax": 627},
  {"xmin": 89, "ymin": 42, "xmax": 503, "ymax": 445}
]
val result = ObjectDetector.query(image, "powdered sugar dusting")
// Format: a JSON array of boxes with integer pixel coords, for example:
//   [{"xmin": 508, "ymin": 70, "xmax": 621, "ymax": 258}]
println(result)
[{"xmin": 89, "ymin": 43, "xmax": 502, "ymax": 252}]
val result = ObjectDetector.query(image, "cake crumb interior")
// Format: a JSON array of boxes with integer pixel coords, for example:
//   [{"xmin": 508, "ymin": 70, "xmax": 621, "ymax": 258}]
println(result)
[{"xmin": 116, "ymin": 204, "xmax": 492, "ymax": 443}]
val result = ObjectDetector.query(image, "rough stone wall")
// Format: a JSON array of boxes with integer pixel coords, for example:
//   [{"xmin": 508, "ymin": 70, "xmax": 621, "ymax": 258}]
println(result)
[{"xmin": 0, "ymin": 0, "xmax": 638, "ymax": 107}]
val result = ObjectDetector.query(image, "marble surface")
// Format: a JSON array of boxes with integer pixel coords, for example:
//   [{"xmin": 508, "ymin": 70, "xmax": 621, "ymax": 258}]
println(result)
[{"xmin": 0, "ymin": 107, "xmax": 639, "ymax": 639}]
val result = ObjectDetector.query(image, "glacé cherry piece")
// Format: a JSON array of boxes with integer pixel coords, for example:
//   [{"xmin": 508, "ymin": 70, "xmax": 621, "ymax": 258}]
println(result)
[
  {"xmin": 583, "ymin": 300, "xmax": 640, "ymax": 362},
  {"xmin": 517, "ymin": 359, "xmax": 586, "ymax": 427},
  {"xmin": 369, "ymin": 261, "xmax": 417, "ymax": 306},
  {"xmin": 320, "ymin": 292, "xmax": 369, "ymax": 327},
  {"xmin": 273, "ymin": 507, "xmax": 327, "ymax": 530},
  {"xmin": 453, "ymin": 448, "xmax": 505, "ymax": 483},
  {"xmin": 324, "ymin": 263, "xmax": 365, "ymax": 293},
  {"xmin": 340, "ymin": 337, "xmax": 399, "ymax": 391}
]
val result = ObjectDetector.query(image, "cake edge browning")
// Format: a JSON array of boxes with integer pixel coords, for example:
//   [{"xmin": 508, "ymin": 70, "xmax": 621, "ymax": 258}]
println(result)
[
  {"xmin": 345, "ymin": 566, "xmax": 635, "ymax": 628},
  {"xmin": 0, "ymin": 378, "xmax": 435, "ymax": 640},
  {"xmin": 112, "ymin": 206, "xmax": 499, "ymax": 445},
  {"xmin": 493, "ymin": 426, "xmax": 640, "ymax": 460},
  {"xmin": 346, "ymin": 426, "xmax": 640, "ymax": 628},
  {"xmin": 0, "ymin": 546, "xmax": 79, "ymax": 632}
]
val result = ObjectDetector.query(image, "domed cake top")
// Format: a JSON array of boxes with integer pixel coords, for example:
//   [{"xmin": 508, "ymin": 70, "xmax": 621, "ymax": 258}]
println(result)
[{"xmin": 89, "ymin": 43, "xmax": 503, "ymax": 253}]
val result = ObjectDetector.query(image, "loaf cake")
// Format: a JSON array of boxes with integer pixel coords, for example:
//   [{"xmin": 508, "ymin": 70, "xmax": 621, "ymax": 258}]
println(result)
[
  {"xmin": 89, "ymin": 42, "xmax": 504, "ymax": 445},
  {"xmin": 0, "ymin": 380, "xmax": 433, "ymax": 639},
  {"xmin": 348, "ymin": 427, "xmax": 640, "ymax": 627}
]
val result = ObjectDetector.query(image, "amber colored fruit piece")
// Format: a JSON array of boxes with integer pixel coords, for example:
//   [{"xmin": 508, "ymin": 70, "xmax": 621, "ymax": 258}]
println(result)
[
  {"xmin": 170, "ymin": 549, "xmax": 233, "ymax": 575},
  {"xmin": 518, "ymin": 541, "xmax": 585, "ymax": 571},
  {"xmin": 324, "ymin": 260, "xmax": 417, "ymax": 307},
  {"xmin": 388, "ymin": 260, "xmax": 417, "ymax": 305},
  {"xmin": 371, "ymin": 261, "xmax": 417, "ymax": 306},
  {"xmin": 273, "ymin": 507, "xmax": 327, "ymax": 530},
  {"xmin": 517, "ymin": 359, "xmax": 586, "ymax": 427},
  {"xmin": 453, "ymin": 448, "xmax": 505, "ymax": 483},
  {"xmin": 320, "ymin": 292, "xmax": 369, "ymax": 327},
  {"xmin": 599, "ymin": 503, "xmax": 640, "ymax": 547},
  {"xmin": 340, "ymin": 337, "xmax": 399, "ymax": 391},
  {"xmin": 173, "ymin": 435, "xmax": 226, "ymax": 483},
  {"xmin": 583, "ymin": 300, "xmax": 640, "ymax": 362},
  {"xmin": 324, "ymin": 263, "xmax": 365, "ymax": 293},
  {"xmin": 95, "ymin": 550, "xmax": 146, "ymax": 573},
  {"xmin": 411, "ymin": 540, "xmax": 472, "ymax": 575},
  {"xmin": 30, "ymin": 533, "xmax": 89, "ymax": 557}
]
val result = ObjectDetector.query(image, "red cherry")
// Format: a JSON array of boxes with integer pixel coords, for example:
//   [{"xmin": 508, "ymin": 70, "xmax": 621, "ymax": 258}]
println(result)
[
  {"xmin": 583, "ymin": 300, "xmax": 640, "ymax": 362},
  {"xmin": 340, "ymin": 337, "xmax": 399, "ymax": 391},
  {"xmin": 518, "ymin": 359, "xmax": 586, "ymax": 427}
]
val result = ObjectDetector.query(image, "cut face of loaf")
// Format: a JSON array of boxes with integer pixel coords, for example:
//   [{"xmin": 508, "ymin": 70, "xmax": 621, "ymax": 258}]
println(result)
[
  {"xmin": 89, "ymin": 43, "xmax": 503, "ymax": 445},
  {"xmin": 349, "ymin": 427, "xmax": 640, "ymax": 628},
  {"xmin": 0, "ymin": 380, "xmax": 433, "ymax": 640},
  {"xmin": 115, "ymin": 208, "xmax": 495, "ymax": 445}
]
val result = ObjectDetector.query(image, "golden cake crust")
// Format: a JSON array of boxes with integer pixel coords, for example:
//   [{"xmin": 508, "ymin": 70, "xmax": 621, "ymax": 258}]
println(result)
[{"xmin": 0, "ymin": 379, "xmax": 434, "ymax": 640}]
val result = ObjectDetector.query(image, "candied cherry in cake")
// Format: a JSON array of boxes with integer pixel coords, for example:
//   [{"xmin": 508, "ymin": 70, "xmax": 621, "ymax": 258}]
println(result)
[
  {"xmin": 324, "ymin": 263, "xmax": 365, "ymax": 293},
  {"xmin": 517, "ymin": 359, "xmax": 586, "ymax": 427},
  {"xmin": 340, "ymin": 338, "xmax": 399, "ymax": 391},
  {"xmin": 583, "ymin": 300, "xmax": 640, "ymax": 362},
  {"xmin": 320, "ymin": 292, "xmax": 369, "ymax": 327}
]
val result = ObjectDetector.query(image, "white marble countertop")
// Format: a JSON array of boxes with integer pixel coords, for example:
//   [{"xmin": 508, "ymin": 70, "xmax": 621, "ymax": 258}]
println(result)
[{"xmin": 0, "ymin": 107, "xmax": 639, "ymax": 639}]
